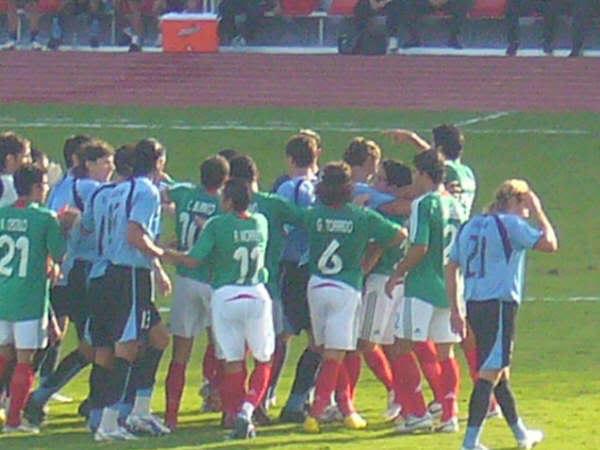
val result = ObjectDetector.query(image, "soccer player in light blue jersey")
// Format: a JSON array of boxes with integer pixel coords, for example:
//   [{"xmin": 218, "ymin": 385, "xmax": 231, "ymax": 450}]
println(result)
[
  {"xmin": 93, "ymin": 138, "xmax": 172, "ymax": 441},
  {"xmin": 447, "ymin": 179, "xmax": 558, "ymax": 450}
]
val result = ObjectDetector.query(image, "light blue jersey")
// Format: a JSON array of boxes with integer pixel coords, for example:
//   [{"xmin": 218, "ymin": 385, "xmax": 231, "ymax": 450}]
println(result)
[
  {"xmin": 103, "ymin": 177, "xmax": 161, "ymax": 269},
  {"xmin": 82, "ymin": 183, "xmax": 117, "ymax": 279},
  {"xmin": 449, "ymin": 213, "xmax": 542, "ymax": 304},
  {"xmin": 46, "ymin": 172, "xmax": 75, "ymax": 212},
  {"xmin": 277, "ymin": 176, "xmax": 316, "ymax": 264},
  {"xmin": 353, "ymin": 182, "xmax": 395, "ymax": 209}
]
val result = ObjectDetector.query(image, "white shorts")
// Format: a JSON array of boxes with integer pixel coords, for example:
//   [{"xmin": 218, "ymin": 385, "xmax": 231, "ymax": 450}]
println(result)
[
  {"xmin": 308, "ymin": 275, "xmax": 361, "ymax": 351},
  {"xmin": 359, "ymin": 274, "xmax": 403, "ymax": 345},
  {"xmin": 211, "ymin": 284, "xmax": 275, "ymax": 363},
  {"xmin": 395, "ymin": 297, "xmax": 461, "ymax": 344},
  {"xmin": 169, "ymin": 275, "xmax": 212, "ymax": 338},
  {"xmin": 0, "ymin": 316, "xmax": 48, "ymax": 349}
]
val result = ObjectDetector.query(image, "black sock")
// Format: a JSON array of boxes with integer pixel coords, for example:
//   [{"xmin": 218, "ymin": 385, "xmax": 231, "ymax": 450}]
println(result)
[
  {"xmin": 90, "ymin": 363, "xmax": 111, "ymax": 410},
  {"xmin": 289, "ymin": 348, "xmax": 321, "ymax": 398},
  {"xmin": 467, "ymin": 378, "xmax": 494, "ymax": 428},
  {"xmin": 268, "ymin": 338, "xmax": 288, "ymax": 396},
  {"xmin": 494, "ymin": 378, "xmax": 520, "ymax": 425},
  {"xmin": 0, "ymin": 359, "xmax": 16, "ymax": 396},
  {"xmin": 31, "ymin": 350, "xmax": 89, "ymax": 405},
  {"xmin": 134, "ymin": 346, "xmax": 164, "ymax": 391},
  {"xmin": 106, "ymin": 357, "xmax": 133, "ymax": 407},
  {"xmin": 38, "ymin": 344, "xmax": 60, "ymax": 379}
]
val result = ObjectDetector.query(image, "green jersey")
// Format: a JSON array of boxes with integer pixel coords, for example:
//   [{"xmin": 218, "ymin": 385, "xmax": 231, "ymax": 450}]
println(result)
[
  {"xmin": 168, "ymin": 183, "xmax": 220, "ymax": 282},
  {"xmin": 445, "ymin": 159, "xmax": 476, "ymax": 217},
  {"xmin": 189, "ymin": 212, "xmax": 269, "ymax": 289},
  {"xmin": 0, "ymin": 203, "xmax": 66, "ymax": 321},
  {"xmin": 249, "ymin": 191, "xmax": 301, "ymax": 289},
  {"xmin": 405, "ymin": 190, "xmax": 465, "ymax": 308},
  {"xmin": 372, "ymin": 213, "xmax": 407, "ymax": 276},
  {"xmin": 303, "ymin": 203, "xmax": 401, "ymax": 290}
]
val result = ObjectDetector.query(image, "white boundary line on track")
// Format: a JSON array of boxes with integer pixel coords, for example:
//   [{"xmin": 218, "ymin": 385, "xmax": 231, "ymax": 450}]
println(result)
[{"xmin": 0, "ymin": 118, "xmax": 596, "ymax": 136}]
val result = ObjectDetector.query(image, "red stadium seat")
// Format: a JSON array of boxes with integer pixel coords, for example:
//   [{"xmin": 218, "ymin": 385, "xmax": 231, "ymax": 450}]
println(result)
[
  {"xmin": 36, "ymin": 0, "xmax": 61, "ymax": 13},
  {"xmin": 280, "ymin": 0, "xmax": 320, "ymax": 15},
  {"xmin": 0, "ymin": 0, "xmax": 7, "ymax": 13},
  {"xmin": 469, "ymin": 0, "xmax": 507, "ymax": 18},
  {"xmin": 327, "ymin": 0, "xmax": 358, "ymax": 16}
]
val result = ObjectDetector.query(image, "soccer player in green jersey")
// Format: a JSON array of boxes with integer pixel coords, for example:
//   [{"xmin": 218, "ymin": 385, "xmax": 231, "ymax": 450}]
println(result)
[
  {"xmin": 163, "ymin": 155, "xmax": 229, "ymax": 430},
  {"xmin": 0, "ymin": 165, "xmax": 67, "ymax": 434},
  {"xmin": 302, "ymin": 162, "xmax": 407, "ymax": 434},
  {"xmin": 228, "ymin": 154, "xmax": 303, "ymax": 423},
  {"xmin": 164, "ymin": 178, "xmax": 274, "ymax": 440},
  {"xmin": 385, "ymin": 149, "xmax": 466, "ymax": 434}
]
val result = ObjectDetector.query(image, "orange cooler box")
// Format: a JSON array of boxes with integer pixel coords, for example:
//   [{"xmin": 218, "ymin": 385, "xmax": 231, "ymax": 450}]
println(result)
[{"xmin": 161, "ymin": 13, "xmax": 219, "ymax": 53}]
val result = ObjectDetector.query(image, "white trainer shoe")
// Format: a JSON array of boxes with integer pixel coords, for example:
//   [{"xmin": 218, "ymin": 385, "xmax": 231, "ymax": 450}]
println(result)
[
  {"xmin": 0, "ymin": 40, "xmax": 16, "ymax": 51},
  {"xmin": 94, "ymin": 425, "xmax": 139, "ymax": 441},
  {"xmin": 3, "ymin": 422, "xmax": 40, "ymax": 434},
  {"xmin": 386, "ymin": 36, "xmax": 399, "ymax": 54},
  {"xmin": 126, "ymin": 413, "xmax": 171, "ymax": 436},
  {"xmin": 427, "ymin": 400, "xmax": 443, "ymax": 419},
  {"xmin": 395, "ymin": 413, "xmax": 433, "ymax": 434},
  {"xmin": 518, "ymin": 429, "xmax": 544, "ymax": 449},
  {"xmin": 436, "ymin": 416, "xmax": 459, "ymax": 433}
]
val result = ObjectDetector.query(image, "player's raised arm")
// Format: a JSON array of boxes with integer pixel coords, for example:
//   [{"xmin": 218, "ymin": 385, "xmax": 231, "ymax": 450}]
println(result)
[{"xmin": 526, "ymin": 190, "xmax": 558, "ymax": 253}]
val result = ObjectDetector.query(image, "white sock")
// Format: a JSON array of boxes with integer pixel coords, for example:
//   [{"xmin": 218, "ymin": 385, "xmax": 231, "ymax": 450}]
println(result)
[
  {"xmin": 98, "ymin": 406, "xmax": 119, "ymax": 432},
  {"xmin": 240, "ymin": 401, "xmax": 254, "ymax": 420}
]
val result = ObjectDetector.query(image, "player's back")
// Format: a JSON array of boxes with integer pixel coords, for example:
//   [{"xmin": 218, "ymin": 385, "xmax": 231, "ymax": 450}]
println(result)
[
  {"xmin": 169, "ymin": 182, "xmax": 221, "ymax": 282},
  {"xmin": 196, "ymin": 212, "xmax": 269, "ymax": 289},
  {"xmin": 0, "ymin": 203, "xmax": 66, "ymax": 321},
  {"xmin": 304, "ymin": 203, "xmax": 398, "ymax": 289},
  {"xmin": 455, "ymin": 213, "xmax": 540, "ymax": 304},
  {"xmin": 103, "ymin": 177, "xmax": 161, "ymax": 269},
  {"xmin": 405, "ymin": 190, "xmax": 465, "ymax": 307}
]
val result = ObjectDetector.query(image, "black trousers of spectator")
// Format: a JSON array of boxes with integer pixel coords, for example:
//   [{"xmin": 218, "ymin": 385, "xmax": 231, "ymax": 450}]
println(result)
[
  {"xmin": 218, "ymin": 0, "xmax": 272, "ymax": 43},
  {"xmin": 353, "ymin": 0, "xmax": 403, "ymax": 36},
  {"xmin": 398, "ymin": 0, "xmax": 475, "ymax": 42},
  {"xmin": 571, "ymin": 0, "xmax": 600, "ymax": 52},
  {"xmin": 506, "ymin": 0, "xmax": 570, "ymax": 47}
]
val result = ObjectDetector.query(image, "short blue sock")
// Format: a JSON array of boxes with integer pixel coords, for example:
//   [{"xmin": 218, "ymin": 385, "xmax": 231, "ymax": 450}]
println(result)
[
  {"xmin": 463, "ymin": 425, "xmax": 483, "ymax": 449},
  {"xmin": 511, "ymin": 417, "xmax": 527, "ymax": 441}
]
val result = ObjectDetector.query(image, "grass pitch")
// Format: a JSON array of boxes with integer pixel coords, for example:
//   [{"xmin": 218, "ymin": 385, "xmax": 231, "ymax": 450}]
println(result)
[{"xmin": 0, "ymin": 105, "xmax": 598, "ymax": 449}]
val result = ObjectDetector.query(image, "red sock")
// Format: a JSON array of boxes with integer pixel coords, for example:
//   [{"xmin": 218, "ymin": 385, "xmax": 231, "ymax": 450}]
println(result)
[
  {"xmin": 245, "ymin": 362, "xmax": 271, "ymax": 407},
  {"xmin": 440, "ymin": 358, "xmax": 460, "ymax": 421},
  {"xmin": 203, "ymin": 343, "xmax": 218, "ymax": 384},
  {"xmin": 413, "ymin": 341, "xmax": 444, "ymax": 402},
  {"xmin": 363, "ymin": 347, "xmax": 394, "ymax": 392},
  {"xmin": 335, "ymin": 363, "xmax": 355, "ymax": 416},
  {"xmin": 213, "ymin": 360, "xmax": 224, "ymax": 390},
  {"xmin": 310, "ymin": 359, "xmax": 340, "ymax": 419},
  {"xmin": 390, "ymin": 353, "xmax": 426, "ymax": 417},
  {"xmin": 343, "ymin": 352, "xmax": 361, "ymax": 402},
  {"xmin": 7, "ymin": 363, "xmax": 34, "ymax": 427},
  {"xmin": 220, "ymin": 369, "xmax": 246, "ymax": 417},
  {"xmin": 165, "ymin": 361, "xmax": 186, "ymax": 428},
  {"xmin": 463, "ymin": 347, "xmax": 479, "ymax": 382}
]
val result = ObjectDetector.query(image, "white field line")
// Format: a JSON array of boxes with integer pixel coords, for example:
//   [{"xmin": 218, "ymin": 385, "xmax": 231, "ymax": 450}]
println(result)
[
  {"xmin": 454, "ymin": 111, "xmax": 511, "ymax": 126},
  {"xmin": 0, "ymin": 118, "xmax": 596, "ymax": 136},
  {"xmin": 156, "ymin": 297, "xmax": 600, "ymax": 312}
]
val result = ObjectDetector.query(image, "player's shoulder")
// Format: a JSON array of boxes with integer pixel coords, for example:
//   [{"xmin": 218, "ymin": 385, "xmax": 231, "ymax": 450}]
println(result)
[
  {"xmin": 28, "ymin": 203, "xmax": 60, "ymax": 222},
  {"xmin": 168, "ymin": 181, "xmax": 195, "ymax": 194},
  {"xmin": 134, "ymin": 176, "xmax": 161, "ymax": 197}
]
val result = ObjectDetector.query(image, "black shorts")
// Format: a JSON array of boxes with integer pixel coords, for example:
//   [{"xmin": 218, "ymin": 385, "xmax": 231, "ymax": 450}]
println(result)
[
  {"xmin": 91, "ymin": 264, "xmax": 161, "ymax": 347},
  {"xmin": 50, "ymin": 259, "xmax": 92, "ymax": 340},
  {"xmin": 280, "ymin": 261, "xmax": 311, "ymax": 334},
  {"xmin": 467, "ymin": 299, "xmax": 518, "ymax": 372}
]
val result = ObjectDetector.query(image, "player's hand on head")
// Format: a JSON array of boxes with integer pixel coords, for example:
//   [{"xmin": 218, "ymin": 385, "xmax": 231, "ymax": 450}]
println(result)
[{"xmin": 383, "ymin": 129, "xmax": 416, "ymax": 144}]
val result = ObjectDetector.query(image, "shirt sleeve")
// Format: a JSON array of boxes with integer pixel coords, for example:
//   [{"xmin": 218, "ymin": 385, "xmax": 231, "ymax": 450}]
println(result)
[
  {"xmin": 81, "ymin": 195, "xmax": 95, "ymax": 232},
  {"xmin": 409, "ymin": 198, "xmax": 431, "ymax": 246},
  {"xmin": 188, "ymin": 217, "xmax": 216, "ymax": 262},
  {"xmin": 47, "ymin": 213, "xmax": 67, "ymax": 262},
  {"xmin": 506, "ymin": 216, "xmax": 543, "ymax": 250},
  {"xmin": 275, "ymin": 195, "xmax": 303, "ymax": 227},
  {"xmin": 366, "ymin": 208, "xmax": 402, "ymax": 245},
  {"xmin": 129, "ymin": 185, "xmax": 160, "ymax": 234}
]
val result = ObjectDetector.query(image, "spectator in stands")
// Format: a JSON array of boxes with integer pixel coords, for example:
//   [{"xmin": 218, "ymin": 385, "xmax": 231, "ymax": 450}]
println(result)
[
  {"xmin": 397, "ymin": 0, "xmax": 474, "ymax": 49},
  {"xmin": 0, "ymin": 0, "xmax": 44, "ymax": 50},
  {"xmin": 115, "ymin": 0, "xmax": 151, "ymax": 51},
  {"xmin": 505, "ymin": 0, "xmax": 570, "ymax": 56},
  {"xmin": 42, "ymin": 0, "xmax": 107, "ymax": 49},
  {"xmin": 352, "ymin": 0, "xmax": 403, "ymax": 52},
  {"xmin": 218, "ymin": 0, "xmax": 276, "ymax": 46},
  {"xmin": 569, "ymin": 0, "xmax": 600, "ymax": 56}
]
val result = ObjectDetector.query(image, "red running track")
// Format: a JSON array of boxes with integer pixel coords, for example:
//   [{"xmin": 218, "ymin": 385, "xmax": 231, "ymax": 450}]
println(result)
[{"xmin": 1, "ymin": 52, "xmax": 599, "ymax": 111}]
